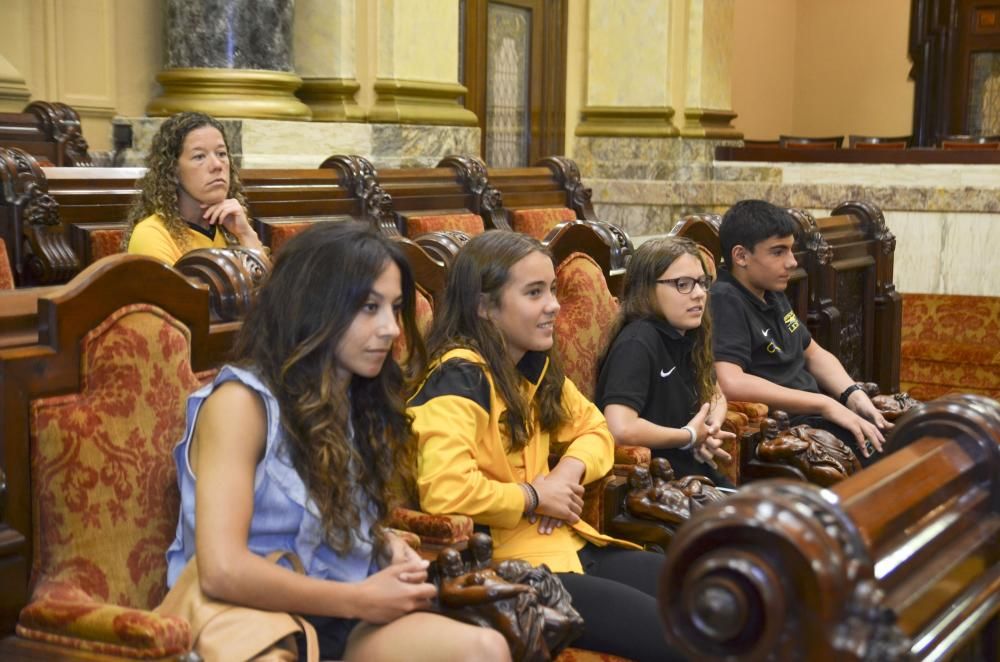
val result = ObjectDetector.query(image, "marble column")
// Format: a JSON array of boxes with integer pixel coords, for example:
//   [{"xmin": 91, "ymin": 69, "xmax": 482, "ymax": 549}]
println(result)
[
  {"xmin": 368, "ymin": 0, "xmax": 477, "ymax": 126},
  {"xmin": 574, "ymin": 0, "xmax": 680, "ymax": 181},
  {"xmin": 680, "ymin": 0, "xmax": 740, "ymax": 139},
  {"xmin": 147, "ymin": 0, "xmax": 311, "ymax": 120},
  {"xmin": 294, "ymin": 0, "xmax": 364, "ymax": 121}
]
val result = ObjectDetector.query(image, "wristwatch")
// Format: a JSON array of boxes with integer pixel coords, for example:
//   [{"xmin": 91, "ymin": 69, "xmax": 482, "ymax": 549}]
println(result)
[{"xmin": 838, "ymin": 383, "xmax": 863, "ymax": 406}]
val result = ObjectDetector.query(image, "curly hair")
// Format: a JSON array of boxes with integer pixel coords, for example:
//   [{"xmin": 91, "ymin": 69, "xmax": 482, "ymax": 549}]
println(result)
[
  {"xmin": 122, "ymin": 112, "xmax": 248, "ymax": 251},
  {"xmin": 231, "ymin": 222, "xmax": 426, "ymax": 562},
  {"xmin": 598, "ymin": 236, "xmax": 717, "ymax": 406},
  {"xmin": 426, "ymin": 231, "xmax": 567, "ymax": 453}
]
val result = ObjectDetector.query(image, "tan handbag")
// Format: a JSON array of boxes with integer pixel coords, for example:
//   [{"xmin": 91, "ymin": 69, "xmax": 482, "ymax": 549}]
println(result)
[{"xmin": 156, "ymin": 551, "xmax": 319, "ymax": 662}]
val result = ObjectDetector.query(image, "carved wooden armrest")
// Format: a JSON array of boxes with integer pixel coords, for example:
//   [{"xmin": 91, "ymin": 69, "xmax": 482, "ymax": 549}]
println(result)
[{"xmin": 16, "ymin": 581, "xmax": 190, "ymax": 657}]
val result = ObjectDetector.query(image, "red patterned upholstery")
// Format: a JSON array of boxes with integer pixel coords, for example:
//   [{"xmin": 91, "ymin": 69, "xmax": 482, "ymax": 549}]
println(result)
[
  {"xmin": 512, "ymin": 207, "xmax": 578, "ymax": 240},
  {"xmin": 900, "ymin": 293, "xmax": 1000, "ymax": 400},
  {"xmin": 407, "ymin": 213, "xmax": 485, "ymax": 237},
  {"xmin": 0, "ymin": 237, "xmax": 13, "ymax": 289},
  {"xmin": 267, "ymin": 221, "xmax": 313, "ymax": 255},
  {"xmin": 388, "ymin": 507, "xmax": 474, "ymax": 548},
  {"xmin": 89, "ymin": 229, "xmax": 126, "ymax": 262},
  {"xmin": 554, "ymin": 251, "xmax": 619, "ymax": 400},
  {"xmin": 17, "ymin": 304, "xmax": 209, "ymax": 656}
]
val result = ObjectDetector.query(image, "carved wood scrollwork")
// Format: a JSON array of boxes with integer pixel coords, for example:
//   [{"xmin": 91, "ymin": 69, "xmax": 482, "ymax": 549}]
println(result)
[
  {"xmin": 320, "ymin": 154, "xmax": 399, "ymax": 236},
  {"xmin": 537, "ymin": 156, "xmax": 596, "ymax": 221},
  {"xmin": 24, "ymin": 101, "xmax": 93, "ymax": 167},
  {"xmin": 438, "ymin": 154, "xmax": 509, "ymax": 231},
  {"xmin": 582, "ymin": 220, "xmax": 633, "ymax": 271},
  {"xmin": 832, "ymin": 200, "xmax": 896, "ymax": 256},
  {"xmin": 414, "ymin": 230, "xmax": 471, "ymax": 267},
  {"xmin": 787, "ymin": 208, "xmax": 832, "ymax": 265},
  {"xmin": 175, "ymin": 247, "xmax": 271, "ymax": 323},
  {"xmin": 0, "ymin": 147, "xmax": 78, "ymax": 285}
]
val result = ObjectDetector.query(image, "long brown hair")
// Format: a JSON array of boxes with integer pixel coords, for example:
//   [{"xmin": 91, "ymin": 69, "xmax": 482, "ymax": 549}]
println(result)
[
  {"xmin": 232, "ymin": 222, "xmax": 426, "ymax": 558},
  {"xmin": 426, "ymin": 231, "xmax": 567, "ymax": 452},
  {"xmin": 598, "ymin": 236, "xmax": 716, "ymax": 405},
  {"xmin": 123, "ymin": 112, "xmax": 247, "ymax": 250}
]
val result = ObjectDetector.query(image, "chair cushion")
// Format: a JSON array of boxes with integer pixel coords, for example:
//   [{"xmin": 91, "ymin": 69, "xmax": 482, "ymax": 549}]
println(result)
[
  {"xmin": 556, "ymin": 649, "xmax": 631, "ymax": 661},
  {"xmin": 267, "ymin": 221, "xmax": 314, "ymax": 254},
  {"xmin": 511, "ymin": 207, "xmax": 578, "ymax": 240},
  {"xmin": 393, "ymin": 290, "xmax": 433, "ymax": 363},
  {"xmin": 389, "ymin": 507, "xmax": 474, "ymax": 547},
  {"xmin": 28, "ymin": 305, "xmax": 206, "ymax": 612},
  {"xmin": 554, "ymin": 252, "xmax": 619, "ymax": 400},
  {"xmin": 17, "ymin": 581, "xmax": 190, "ymax": 658},
  {"xmin": 408, "ymin": 213, "xmax": 485, "ymax": 237}
]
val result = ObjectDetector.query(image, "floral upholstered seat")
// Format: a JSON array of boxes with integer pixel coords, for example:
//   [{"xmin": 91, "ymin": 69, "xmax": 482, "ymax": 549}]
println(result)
[
  {"xmin": 16, "ymin": 304, "xmax": 208, "ymax": 657},
  {"xmin": 512, "ymin": 207, "xmax": 579, "ymax": 240}
]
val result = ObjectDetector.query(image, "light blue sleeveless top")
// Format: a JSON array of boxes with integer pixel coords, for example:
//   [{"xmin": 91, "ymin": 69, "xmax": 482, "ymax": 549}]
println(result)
[{"xmin": 166, "ymin": 365, "xmax": 378, "ymax": 587}]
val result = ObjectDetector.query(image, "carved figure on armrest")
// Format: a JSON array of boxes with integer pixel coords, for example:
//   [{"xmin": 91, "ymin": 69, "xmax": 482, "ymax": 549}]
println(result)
[
  {"xmin": 650, "ymin": 457, "xmax": 726, "ymax": 508},
  {"xmin": 438, "ymin": 547, "xmax": 545, "ymax": 661},
  {"xmin": 757, "ymin": 416, "xmax": 858, "ymax": 487},
  {"xmin": 469, "ymin": 533, "xmax": 584, "ymax": 655},
  {"xmin": 859, "ymin": 382, "xmax": 920, "ymax": 421},
  {"xmin": 626, "ymin": 465, "xmax": 691, "ymax": 526}
]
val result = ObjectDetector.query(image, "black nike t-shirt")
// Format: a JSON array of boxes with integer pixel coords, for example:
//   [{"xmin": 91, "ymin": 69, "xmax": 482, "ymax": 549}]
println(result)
[{"xmin": 710, "ymin": 268, "xmax": 819, "ymax": 393}]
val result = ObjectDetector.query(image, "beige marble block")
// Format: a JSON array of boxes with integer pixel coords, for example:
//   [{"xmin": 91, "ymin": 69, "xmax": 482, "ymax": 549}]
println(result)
[{"xmin": 294, "ymin": 0, "xmax": 356, "ymax": 78}]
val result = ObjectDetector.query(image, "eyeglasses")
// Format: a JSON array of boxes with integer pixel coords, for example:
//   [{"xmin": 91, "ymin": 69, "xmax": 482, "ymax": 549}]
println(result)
[{"xmin": 656, "ymin": 275, "xmax": 713, "ymax": 294}]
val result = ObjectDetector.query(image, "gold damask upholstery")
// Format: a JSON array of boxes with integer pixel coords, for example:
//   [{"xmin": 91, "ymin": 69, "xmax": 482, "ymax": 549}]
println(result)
[
  {"xmin": 407, "ymin": 212, "xmax": 485, "ymax": 237},
  {"xmin": 512, "ymin": 207, "xmax": 578, "ymax": 240},
  {"xmin": 0, "ymin": 237, "xmax": 13, "ymax": 289},
  {"xmin": 16, "ymin": 304, "xmax": 207, "ymax": 656}
]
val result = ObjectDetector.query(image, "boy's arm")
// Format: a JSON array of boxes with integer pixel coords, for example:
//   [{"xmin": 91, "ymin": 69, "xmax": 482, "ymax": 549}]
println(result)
[{"xmin": 804, "ymin": 341, "xmax": 892, "ymax": 431}]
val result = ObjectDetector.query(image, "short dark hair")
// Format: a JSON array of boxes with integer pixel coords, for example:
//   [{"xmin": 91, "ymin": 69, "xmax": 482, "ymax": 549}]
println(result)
[{"xmin": 719, "ymin": 200, "xmax": 798, "ymax": 267}]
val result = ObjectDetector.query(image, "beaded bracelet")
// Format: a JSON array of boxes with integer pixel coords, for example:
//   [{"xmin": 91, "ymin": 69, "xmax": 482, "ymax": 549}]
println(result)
[{"xmin": 521, "ymin": 482, "xmax": 539, "ymax": 516}]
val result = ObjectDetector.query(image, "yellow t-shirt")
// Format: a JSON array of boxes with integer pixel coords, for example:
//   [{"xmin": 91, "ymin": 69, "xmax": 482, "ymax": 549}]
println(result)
[{"xmin": 127, "ymin": 213, "xmax": 229, "ymax": 265}]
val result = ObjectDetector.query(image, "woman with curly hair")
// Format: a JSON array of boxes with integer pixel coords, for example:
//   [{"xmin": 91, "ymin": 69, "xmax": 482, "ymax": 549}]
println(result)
[
  {"xmin": 165, "ymin": 222, "xmax": 507, "ymax": 661},
  {"xmin": 595, "ymin": 236, "xmax": 735, "ymax": 486},
  {"xmin": 408, "ymin": 231, "xmax": 683, "ymax": 661},
  {"xmin": 125, "ymin": 111, "xmax": 263, "ymax": 264}
]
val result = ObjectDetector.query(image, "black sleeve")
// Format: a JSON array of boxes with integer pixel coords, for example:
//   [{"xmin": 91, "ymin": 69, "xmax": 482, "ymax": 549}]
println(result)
[
  {"xmin": 594, "ymin": 325, "xmax": 656, "ymax": 413},
  {"xmin": 710, "ymin": 287, "xmax": 752, "ymax": 369}
]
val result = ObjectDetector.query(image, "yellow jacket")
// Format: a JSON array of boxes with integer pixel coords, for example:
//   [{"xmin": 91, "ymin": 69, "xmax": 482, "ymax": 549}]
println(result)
[
  {"xmin": 127, "ymin": 213, "xmax": 229, "ymax": 264},
  {"xmin": 408, "ymin": 347, "xmax": 638, "ymax": 573}
]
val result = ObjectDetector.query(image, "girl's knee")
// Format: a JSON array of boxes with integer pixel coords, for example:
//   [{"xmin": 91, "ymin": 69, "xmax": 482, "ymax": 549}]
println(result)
[{"xmin": 470, "ymin": 627, "xmax": 511, "ymax": 662}]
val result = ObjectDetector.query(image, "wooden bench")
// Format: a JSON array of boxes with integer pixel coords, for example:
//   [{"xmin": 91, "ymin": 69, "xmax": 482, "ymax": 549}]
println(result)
[
  {"xmin": 659, "ymin": 394, "xmax": 1000, "ymax": 659},
  {"xmin": 0, "ymin": 101, "xmax": 92, "ymax": 167}
]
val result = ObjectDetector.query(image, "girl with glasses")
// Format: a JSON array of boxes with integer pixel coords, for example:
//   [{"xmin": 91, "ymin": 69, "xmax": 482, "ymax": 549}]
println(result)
[{"xmin": 595, "ymin": 236, "xmax": 735, "ymax": 487}]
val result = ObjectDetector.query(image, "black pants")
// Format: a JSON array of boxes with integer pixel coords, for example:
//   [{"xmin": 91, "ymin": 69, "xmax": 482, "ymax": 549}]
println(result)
[
  {"xmin": 299, "ymin": 614, "xmax": 360, "ymax": 660},
  {"xmin": 789, "ymin": 414, "xmax": 880, "ymax": 468},
  {"xmin": 557, "ymin": 544, "xmax": 686, "ymax": 662}
]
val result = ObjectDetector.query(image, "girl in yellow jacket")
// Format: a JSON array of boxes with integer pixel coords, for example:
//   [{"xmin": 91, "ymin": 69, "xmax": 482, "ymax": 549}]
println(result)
[{"xmin": 408, "ymin": 231, "xmax": 683, "ymax": 662}]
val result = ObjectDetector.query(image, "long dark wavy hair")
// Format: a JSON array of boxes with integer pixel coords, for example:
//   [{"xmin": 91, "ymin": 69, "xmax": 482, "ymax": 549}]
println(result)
[
  {"xmin": 232, "ymin": 222, "xmax": 426, "ymax": 559},
  {"xmin": 598, "ymin": 236, "xmax": 716, "ymax": 406},
  {"xmin": 426, "ymin": 231, "xmax": 567, "ymax": 452},
  {"xmin": 123, "ymin": 112, "xmax": 247, "ymax": 250}
]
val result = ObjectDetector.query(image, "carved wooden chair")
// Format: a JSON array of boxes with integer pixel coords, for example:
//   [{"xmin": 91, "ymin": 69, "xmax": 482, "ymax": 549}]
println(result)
[
  {"xmin": 939, "ymin": 134, "xmax": 1000, "ymax": 149},
  {"xmin": 847, "ymin": 134, "xmax": 911, "ymax": 149},
  {"xmin": 0, "ymin": 253, "xmax": 253, "ymax": 657},
  {"xmin": 779, "ymin": 134, "xmax": 844, "ymax": 149}
]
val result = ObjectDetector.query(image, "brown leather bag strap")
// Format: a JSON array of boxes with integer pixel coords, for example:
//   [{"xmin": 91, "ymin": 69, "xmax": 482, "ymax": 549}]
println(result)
[{"xmin": 264, "ymin": 550, "xmax": 306, "ymax": 575}]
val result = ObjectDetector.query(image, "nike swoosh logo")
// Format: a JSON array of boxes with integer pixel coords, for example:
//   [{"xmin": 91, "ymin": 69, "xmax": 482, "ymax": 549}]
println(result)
[
  {"xmin": 762, "ymin": 329, "xmax": 771, "ymax": 336},
  {"xmin": 660, "ymin": 367, "xmax": 676, "ymax": 378}
]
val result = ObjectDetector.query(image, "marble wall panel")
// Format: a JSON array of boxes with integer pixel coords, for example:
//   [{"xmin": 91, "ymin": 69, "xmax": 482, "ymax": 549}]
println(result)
[{"xmin": 586, "ymin": 0, "xmax": 670, "ymax": 106}]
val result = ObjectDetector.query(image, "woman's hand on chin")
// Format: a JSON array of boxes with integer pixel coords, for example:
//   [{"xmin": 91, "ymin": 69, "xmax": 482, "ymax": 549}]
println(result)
[{"xmin": 201, "ymin": 199, "xmax": 262, "ymax": 249}]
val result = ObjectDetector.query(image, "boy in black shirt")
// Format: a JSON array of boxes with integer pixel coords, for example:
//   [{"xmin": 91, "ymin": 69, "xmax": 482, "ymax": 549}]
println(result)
[{"xmin": 710, "ymin": 200, "xmax": 890, "ymax": 465}]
